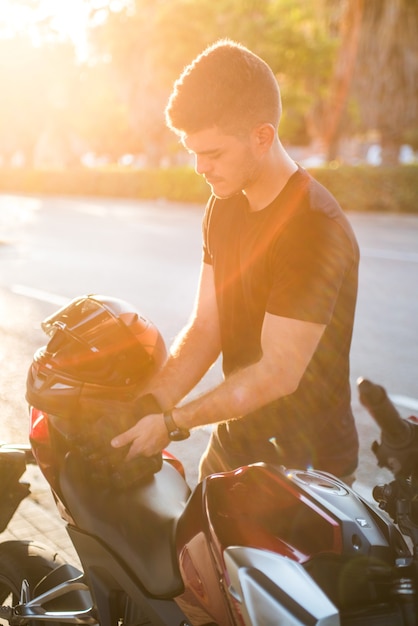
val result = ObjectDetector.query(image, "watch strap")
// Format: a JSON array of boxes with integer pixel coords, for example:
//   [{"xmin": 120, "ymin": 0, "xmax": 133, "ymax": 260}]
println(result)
[{"xmin": 163, "ymin": 411, "xmax": 190, "ymax": 441}]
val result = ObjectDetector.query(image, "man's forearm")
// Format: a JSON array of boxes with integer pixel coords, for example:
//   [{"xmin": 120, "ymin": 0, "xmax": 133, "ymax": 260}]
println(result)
[
  {"xmin": 170, "ymin": 356, "xmax": 286, "ymax": 431},
  {"xmin": 144, "ymin": 320, "xmax": 221, "ymax": 410}
]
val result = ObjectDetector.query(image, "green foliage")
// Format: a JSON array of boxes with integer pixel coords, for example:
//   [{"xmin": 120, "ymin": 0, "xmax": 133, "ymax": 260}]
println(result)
[
  {"xmin": 311, "ymin": 165, "xmax": 418, "ymax": 214},
  {"xmin": 403, "ymin": 128, "xmax": 418, "ymax": 152},
  {"xmin": 73, "ymin": 65, "xmax": 134, "ymax": 158},
  {"xmin": 0, "ymin": 36, "xmax": 78, "ymax": 164},
  {"xmin": 0, "ymin": 166, "xmax": 208, "ymax": 203},
  {"xmin": 0, "ymin": 1, "xmax": 417, "ymax": 166},
  {"xmin": 87, "ymin": 0, "xmax": 339, "ymax": 156},
  {"xmin": 0, "ymin": 165, "xmax": 416, "ymax": 213}
]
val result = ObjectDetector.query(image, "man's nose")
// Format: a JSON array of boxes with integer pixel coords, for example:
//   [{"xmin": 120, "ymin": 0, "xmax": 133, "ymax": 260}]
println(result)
[{"xmin": 195, "ymin": 155, "xmax": 211, "ymax": 176}]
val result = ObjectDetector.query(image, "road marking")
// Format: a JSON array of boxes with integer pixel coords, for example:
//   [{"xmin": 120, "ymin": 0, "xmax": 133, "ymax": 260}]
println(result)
[
  {"xmin": 12, "ymin": 285, "xmax": 69, "ymax": 307},
  {"xmin": 389, "ymin": 394, "xmax": 418, "ymax": 413},
  {"xmin": 362, "ymin": 248, "xmax": 418, "ymax": 263}
]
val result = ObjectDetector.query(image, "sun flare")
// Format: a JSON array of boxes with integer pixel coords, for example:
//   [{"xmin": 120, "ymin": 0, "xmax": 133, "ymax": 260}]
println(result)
[{"xmin": 0, "ymin": 0, "xmax": 92, "ymax": 58}]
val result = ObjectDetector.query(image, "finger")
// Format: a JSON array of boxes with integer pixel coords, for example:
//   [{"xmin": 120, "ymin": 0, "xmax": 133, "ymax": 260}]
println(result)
[
  {"xmin": 125, "ymin": 442, "xmax": 146, "ymax": 462},
  {"xmin": 111, "ymin": 423, "xmax": 139, "ymax": 448},
  {"xmin": 124, "ymin": 433, "xmax": 162, "ymax": 461}
]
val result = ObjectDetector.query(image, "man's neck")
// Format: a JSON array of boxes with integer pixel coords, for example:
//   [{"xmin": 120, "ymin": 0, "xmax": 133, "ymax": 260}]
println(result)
[{"xmin": 244, "ymin": 143, "xmax": 298, "ymax": 212}]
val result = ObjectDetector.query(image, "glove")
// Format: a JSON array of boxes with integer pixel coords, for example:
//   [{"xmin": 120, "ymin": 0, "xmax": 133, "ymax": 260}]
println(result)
[{"xmin": 70, "ymin": 393, "xmax": 163, "ymax": 489}]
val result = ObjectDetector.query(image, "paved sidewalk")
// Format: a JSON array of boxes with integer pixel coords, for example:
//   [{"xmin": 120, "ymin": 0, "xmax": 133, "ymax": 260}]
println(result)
[{"xmin": 0, "ymin": 464, "xmax": 80, "ymax": 567}]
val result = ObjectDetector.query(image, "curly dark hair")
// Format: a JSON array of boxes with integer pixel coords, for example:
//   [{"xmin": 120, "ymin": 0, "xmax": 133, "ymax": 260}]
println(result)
[{"xmin": 165, "ymin": 39, "xmax": 282, "ymax": 137}]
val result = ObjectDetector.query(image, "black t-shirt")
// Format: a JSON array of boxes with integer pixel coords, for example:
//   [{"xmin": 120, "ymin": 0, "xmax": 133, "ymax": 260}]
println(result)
[{"xmin": 202, "ymin": 167, "xmax": 359, "ymax": 476}]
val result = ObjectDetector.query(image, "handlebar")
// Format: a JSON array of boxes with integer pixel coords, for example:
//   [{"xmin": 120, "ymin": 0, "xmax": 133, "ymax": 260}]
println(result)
[
  {"xmin": 358, "ymin": 377, "xmax": 418, "ymax": 480},
  {"xmin": 357, "ymin": 378, "xmax": 412, "ymax": 447},
  {"xmin": 358, "ymin": 379, "xmax": 418, "ymax": 549}
]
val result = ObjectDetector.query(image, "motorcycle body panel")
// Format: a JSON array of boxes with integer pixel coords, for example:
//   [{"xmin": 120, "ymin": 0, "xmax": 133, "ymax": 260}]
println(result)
[
  {"xmin": 29, "ymin": 422, "xmax": 415, "ymax": 625},
  {"xmin": 58, "ymin": 453, "xmax": 191, "ymax": 598},
  {"xmin": 50, "ymin": 450, "xmax": 414, "ymax": 624},
  {"xmin": 224, "ymin": 546, "xmax": 340, "ymax": 626},
  {"xmin": 175, "ymin": 464, "xmax": 410, "ymax": 622},
  {"xmin": 66, "ymin": 525, "xmax": 190, "ymax": 626},
  {"xmin": 22, "ymin": 365, "xmax": 418, "ymax": 626}
]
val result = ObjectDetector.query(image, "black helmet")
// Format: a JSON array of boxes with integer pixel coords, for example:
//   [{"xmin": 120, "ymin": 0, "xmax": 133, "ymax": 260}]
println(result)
[
  {"xmin": 27, "ymin": 295, "xmax": 167, "ymax": 489},
  {"xmin": 26, "ymin": 294, "xmax": 167, "ymax": 416}
]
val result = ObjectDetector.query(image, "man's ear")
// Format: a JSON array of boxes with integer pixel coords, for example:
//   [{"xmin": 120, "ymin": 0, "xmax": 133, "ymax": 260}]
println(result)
[{"xmin": 252, "ymin": 123, "xmax": 276, "ymax": 153}]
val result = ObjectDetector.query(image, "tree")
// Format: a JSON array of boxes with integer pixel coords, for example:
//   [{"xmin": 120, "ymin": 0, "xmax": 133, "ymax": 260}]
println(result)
[
  {"xmin": 323, "ymin": 0, "xmax": 418, "ymax": 165},
  {"xmin": 321, "ymin": 0, "xmax": 364, "ymax": 161},
  {"xmin": 354, "ymin": 0, "xmax": 418, "ymax": 165},
  {"xmin": 87, "ymin": 0, "xmax": 338, "ymax": 161},
  {"xmin": 0, "ymin": 37, "xmax": 79, "ymax": 166}
]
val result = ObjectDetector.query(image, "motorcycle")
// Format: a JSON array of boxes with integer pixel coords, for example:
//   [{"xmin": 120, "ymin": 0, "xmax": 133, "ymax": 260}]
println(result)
[
  {"xmin": 0, "ymin": 444, "xmax": 83, "ymax": 617},
  {"xmin": 0, "ymin": 293, "xmax": 417, "ymax": 626}
]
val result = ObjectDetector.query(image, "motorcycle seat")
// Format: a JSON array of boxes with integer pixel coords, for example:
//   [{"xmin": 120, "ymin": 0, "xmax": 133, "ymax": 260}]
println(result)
[{"xmin": 59, "ymin": 454, "xmax": 191, "ymax": 597}]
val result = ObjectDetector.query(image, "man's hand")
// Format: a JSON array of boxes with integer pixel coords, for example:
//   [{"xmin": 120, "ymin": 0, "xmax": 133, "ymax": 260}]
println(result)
[{"xmin": 111, "ymin": 413, "xmax": 170, "ymax": 461}]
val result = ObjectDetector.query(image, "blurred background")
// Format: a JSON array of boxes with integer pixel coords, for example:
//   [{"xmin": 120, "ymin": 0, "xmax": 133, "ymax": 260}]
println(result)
[
  {"xmin": 0, "ymin": 0, "xmax": 417, "ymax": 178},
  {"xmin": 0, "ymin": 0, "xmax": 417, "ymax": 495}
]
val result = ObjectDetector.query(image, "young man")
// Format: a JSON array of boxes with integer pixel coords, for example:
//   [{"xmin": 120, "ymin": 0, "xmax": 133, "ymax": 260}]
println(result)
[{"xmin": 111, "ymin": 39, "xmax": 360, "ymax": 483}]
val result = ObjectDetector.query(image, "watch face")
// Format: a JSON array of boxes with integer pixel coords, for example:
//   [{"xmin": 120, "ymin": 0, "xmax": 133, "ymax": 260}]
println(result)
[
  {"xmin": 169, "ymin": 427, "xmax": 190, "ymax": 441},
  {"xmin": 164, "ymin": 412, "xmax": 190, "ymax": 441}
]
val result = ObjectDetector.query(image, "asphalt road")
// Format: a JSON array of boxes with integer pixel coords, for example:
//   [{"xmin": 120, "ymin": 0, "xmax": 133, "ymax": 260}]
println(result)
[{"xmin": 1, "ymin": 193, "xmax": 417, "ymax": 495}]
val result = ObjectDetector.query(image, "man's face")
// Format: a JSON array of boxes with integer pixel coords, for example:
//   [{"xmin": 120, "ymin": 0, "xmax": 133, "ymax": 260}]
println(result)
[{"xmin": 183, "ymin": 126, "xmax": 261, "ymax": 199}]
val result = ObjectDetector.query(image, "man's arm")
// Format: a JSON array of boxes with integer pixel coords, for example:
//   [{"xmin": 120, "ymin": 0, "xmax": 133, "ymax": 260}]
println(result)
[
  {"xmin": 142, "ymin": 261, "xmax": 221, "ymax": 410},
  {"xmin": 112, "ymin": 307, "xmax": 325, "ymax": 459},
  {"xmin": 170, "ymin": 312, "xmax": 325, "ymax": 428}
]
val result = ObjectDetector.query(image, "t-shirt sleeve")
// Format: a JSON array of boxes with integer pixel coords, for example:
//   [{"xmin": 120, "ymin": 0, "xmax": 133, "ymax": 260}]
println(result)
[
  {"xmin": 202, "ymin": 196, "xmax": 216, "ymax": 265},
  {"xmin": 266, "ymin": 213, "xmax": 355, "ymax": 324}
]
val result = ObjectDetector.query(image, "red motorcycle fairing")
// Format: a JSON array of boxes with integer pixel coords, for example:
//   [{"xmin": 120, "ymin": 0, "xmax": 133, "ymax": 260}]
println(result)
[{"xmin": 174, "ymin": 463, "xmax": 409, "ymax": 624}]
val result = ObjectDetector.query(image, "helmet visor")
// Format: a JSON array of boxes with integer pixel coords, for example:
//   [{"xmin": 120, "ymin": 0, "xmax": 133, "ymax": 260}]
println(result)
[{"xmin": 41, "ymin": 296, "xmax": 153, "ymax": 385}]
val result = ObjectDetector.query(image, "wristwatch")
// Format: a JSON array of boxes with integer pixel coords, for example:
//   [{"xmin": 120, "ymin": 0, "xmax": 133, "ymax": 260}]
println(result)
[{"xmin": 163, "ymin": 411, "xmax": 190, "ymax": 441}]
